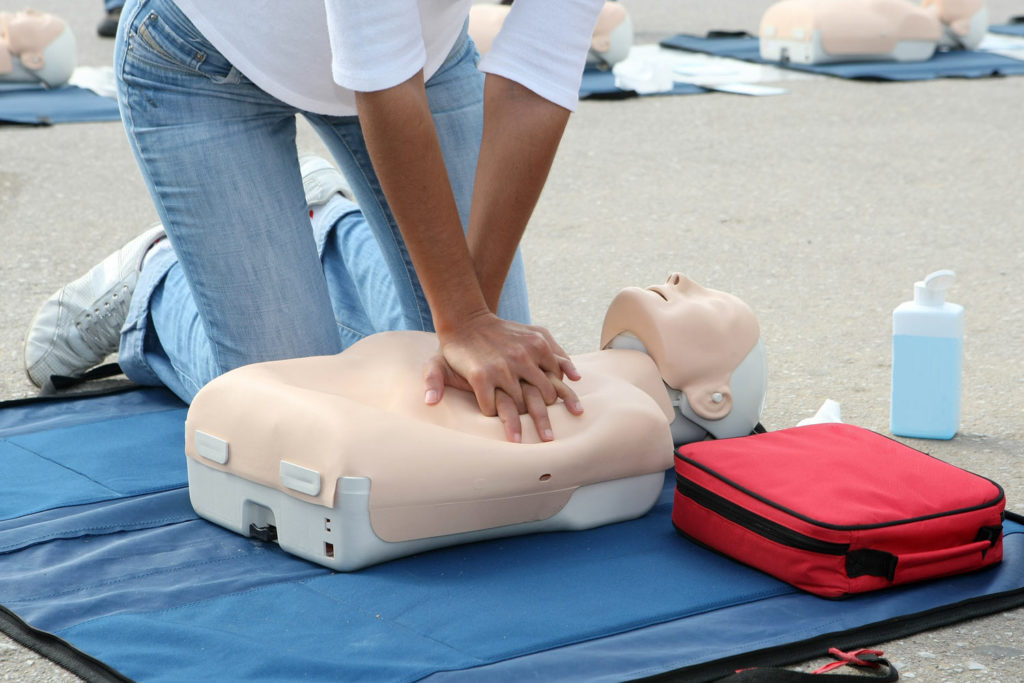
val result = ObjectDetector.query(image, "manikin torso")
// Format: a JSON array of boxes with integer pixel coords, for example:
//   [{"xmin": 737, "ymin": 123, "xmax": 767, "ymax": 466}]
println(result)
[{"xmin": 184, "ymin": 273, "xmax": 764, "ymax": 559}]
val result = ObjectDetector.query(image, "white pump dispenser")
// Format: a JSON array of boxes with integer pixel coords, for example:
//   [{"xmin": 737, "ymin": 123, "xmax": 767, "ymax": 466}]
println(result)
[{"xmin": 890, "ymin": 269, "xmax": 964, "ymax": 439}]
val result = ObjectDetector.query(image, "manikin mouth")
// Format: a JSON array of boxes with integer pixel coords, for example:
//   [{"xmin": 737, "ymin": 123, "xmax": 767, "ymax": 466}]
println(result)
[{"xmin": 647, "ymin": 286, "xmax": 669, "ymax": 302}]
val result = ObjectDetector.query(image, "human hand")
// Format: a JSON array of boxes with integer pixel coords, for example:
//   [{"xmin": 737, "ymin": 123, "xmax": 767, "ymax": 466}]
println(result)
[{"xmin": 423, "ymin": 313, "xmax": 583, "ymax": 443}]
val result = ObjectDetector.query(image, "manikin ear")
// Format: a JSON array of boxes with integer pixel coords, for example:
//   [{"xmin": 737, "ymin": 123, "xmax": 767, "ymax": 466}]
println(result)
[
  {"xmin": 19, "ymin": 49, "xmax": 44, "ymax": 70},
  {"xmin": 686, "ymin": 381, "xmax": 733, "ymax": 421},
  {"xmin": 950, "ymin": 17, "xmax": 971, "ymax": 35}
]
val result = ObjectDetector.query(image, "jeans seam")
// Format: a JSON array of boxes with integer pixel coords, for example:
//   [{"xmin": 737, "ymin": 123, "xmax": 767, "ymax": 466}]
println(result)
[
  {"xmin": 335, "ymin": 320, "xmax": 370, "ymax": 340},
  {"xmin": 330, "ymin": 131, "xmax": 432, "ymax": 331}
]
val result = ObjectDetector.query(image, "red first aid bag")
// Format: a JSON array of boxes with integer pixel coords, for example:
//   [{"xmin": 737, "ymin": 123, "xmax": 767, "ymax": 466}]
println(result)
[{"xmin": 673, "ymin": 423, "xmax": 1005, "ymax": 598}]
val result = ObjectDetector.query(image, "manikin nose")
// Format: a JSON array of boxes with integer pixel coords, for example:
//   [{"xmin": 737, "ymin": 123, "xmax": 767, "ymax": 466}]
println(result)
[{"xmin": 666, "ymin": 273, "xmax": 694, "ymax": 291}]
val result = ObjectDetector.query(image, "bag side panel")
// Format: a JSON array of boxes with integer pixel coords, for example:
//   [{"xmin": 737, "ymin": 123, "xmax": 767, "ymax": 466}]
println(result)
[{"xmin": 672, "ymin": 488, "xmax": 852, "ymax": 598}]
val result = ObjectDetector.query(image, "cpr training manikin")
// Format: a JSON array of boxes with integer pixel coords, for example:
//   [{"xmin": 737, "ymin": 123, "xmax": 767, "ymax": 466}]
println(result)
[
  {"xmin": 184, "ymin": 274, "xmax": 767, "ymax": 570},
  {"xmin": 0, "ymin": 9, "xmax": 76, "ymax": 88},
  {"xmin": 759, "ymin": 0, "xmax": 988, "ymax": 64}
]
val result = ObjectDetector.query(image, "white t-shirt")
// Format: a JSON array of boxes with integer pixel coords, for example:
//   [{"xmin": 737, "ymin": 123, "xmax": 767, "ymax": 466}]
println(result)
[{"xmin": 173, "ymin": 0, "xmax": 603, "ymax": 116}]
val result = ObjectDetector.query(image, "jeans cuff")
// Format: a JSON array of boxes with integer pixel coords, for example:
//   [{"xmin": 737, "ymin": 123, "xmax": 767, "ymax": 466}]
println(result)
[
  {"xmin": 311, "ymin": 194, "xmax": 362, "ymax": 256},
  {"xmin": 117, "ymin": 245, "xmax": 177, "ymax": 387}
]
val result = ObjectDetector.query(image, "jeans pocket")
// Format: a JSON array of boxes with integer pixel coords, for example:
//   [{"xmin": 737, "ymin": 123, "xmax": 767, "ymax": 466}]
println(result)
[{"xmin": 128, "ymin": 3, "xmax": 233, "ymax": 80}]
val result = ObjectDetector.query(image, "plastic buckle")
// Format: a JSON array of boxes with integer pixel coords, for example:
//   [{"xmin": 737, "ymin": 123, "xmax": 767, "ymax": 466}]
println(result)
[{"xmin": 812, "ymin": 648, "xmax": 884, "ymax": 674}]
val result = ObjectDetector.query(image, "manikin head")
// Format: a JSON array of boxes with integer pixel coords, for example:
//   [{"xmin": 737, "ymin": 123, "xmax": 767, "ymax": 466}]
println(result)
[
  {"xmin": 600, "ymin": 274, "xmax": 767, "ymax": 444},
  {"xmin": 0, "ymin": 10, "xmax": 77, "ymax": 88},
  {"xmin": 469, "ymin": 2, "xmax": 633, "ymax": 68},
  {"xmin": 588, "ymin": 2, "xmax": 634, "ymax": 67},
  {"xmin": 922, "ymin": 0, "xmax": 988, "ymax": 49}
]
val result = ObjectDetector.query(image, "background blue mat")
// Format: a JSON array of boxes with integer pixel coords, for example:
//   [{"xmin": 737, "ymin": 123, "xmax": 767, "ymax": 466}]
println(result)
[
  {"xmin": 660, "ymin": 32, "xmax": 1024, "ymax": 80},
  {"xmin": 0, "ymin": 84, "xmax": 121, "ymax": 125},
  {"xmin": 0, "ymin": 68, "xmax": 690, "ymax": 125},
  {"xmin": 990, "ymin": 22, "xmax": 1024, "ymax": 37},
  {"xmin": 2, "ymin": 388, "xmax": 1023, "ymax": 682}
]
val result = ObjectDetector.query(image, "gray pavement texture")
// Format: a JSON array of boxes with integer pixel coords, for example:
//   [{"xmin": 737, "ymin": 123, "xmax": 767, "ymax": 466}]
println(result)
[{"xmin": 2, "ymin": 0, "xmax": 1023, "ymax": 681}]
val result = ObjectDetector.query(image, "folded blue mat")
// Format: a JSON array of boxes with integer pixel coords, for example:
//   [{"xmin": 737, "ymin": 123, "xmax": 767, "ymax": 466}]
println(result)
[
  {"xmin": 0, "ymin": 84, "xmax": 121, "ymax": 125},
  {"xmin": 2, "ymin": 388, "xmax": 1023, "ymax": 682},
  {"xmin": 660, "ymin": 33, "xmax": 1024, "ymax": 80},
  {"xmin": 990, "ymin": 22, "xmax": 1024, "ymax": 37}
]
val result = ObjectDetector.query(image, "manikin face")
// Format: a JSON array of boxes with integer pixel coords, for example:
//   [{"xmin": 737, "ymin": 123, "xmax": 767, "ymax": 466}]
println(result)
[{"xmin": 600, "ymin": 273, "xmax": 760, "ymax": 421}]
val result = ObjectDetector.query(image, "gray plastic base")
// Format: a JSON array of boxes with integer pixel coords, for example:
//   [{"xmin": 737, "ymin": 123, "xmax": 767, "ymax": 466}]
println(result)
[
  {"xmin": 186, "ymin": 459, "xmax": 666, "ymax": 571},
  {"xmin": 761, "ymin": 31, "xmax": 935, "ymax": 64}
]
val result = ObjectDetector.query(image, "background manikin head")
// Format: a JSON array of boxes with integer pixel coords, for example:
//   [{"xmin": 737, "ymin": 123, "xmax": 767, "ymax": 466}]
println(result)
[
  {"xmin": 601, "ymin": 273, "xmax": 767, "ymax": 443},
  {"xmin": 468, "ymin": 2, "xmax": 634, "ymax": 68},
  {"xmin": 588, "ymin": 2, "xmax": 634, "ymax": 68},
  {"xmin": 922, "ymin": 0, "xmax": 989, "ymax": 49},
  {"xmin": 0, "ymin": 10, "xmax": 77, "ymax": 88}
]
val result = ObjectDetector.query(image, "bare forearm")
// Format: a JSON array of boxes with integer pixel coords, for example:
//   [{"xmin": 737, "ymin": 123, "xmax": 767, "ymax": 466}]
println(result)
[
  {"xmin": 355, "ymin": 73, "xmax": 490, "ymax": 334},
  {"xmin": 468, "ymin": 74, "xmax": 570, "ymax": 312},
  {"xmin": 356, "ymin": 71, "xmax": 581, "ymax": 438}
]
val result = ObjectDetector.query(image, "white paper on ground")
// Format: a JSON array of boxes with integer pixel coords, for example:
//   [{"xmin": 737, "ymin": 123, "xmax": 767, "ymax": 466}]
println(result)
[
  {"xmin": 68, "ymin": 66, "xmax": 117, "ymax": 99},
  {"xmin": 977, "ymin": 31, "xmax": 1024, "ymax": 61},
  {"xmin": 796, "ymin": 399, "xmax": 843, "ymax": 426},
  {"xmin": 611, "ymin": 44, "xmax": 818, "ymax": 95},
  {"xmin": 705, "ymin": 82, "xmax": 788, "ymax": 96}
]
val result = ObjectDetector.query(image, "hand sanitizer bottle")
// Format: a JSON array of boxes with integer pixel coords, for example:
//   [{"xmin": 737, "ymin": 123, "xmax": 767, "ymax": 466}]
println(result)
[{"xmin": 890, "ymin": 270, "xmax": 963, "ymax": 439}]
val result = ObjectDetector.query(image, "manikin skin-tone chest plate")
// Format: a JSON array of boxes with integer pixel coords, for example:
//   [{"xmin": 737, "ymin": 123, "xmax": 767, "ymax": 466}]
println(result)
[{"xmin": 185, "ymin": 332, "xmax": 675, "ymax": 570}]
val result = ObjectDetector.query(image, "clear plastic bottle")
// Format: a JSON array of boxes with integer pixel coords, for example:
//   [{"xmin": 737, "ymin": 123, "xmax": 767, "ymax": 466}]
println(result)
[{"xmin": 890, "ymin": 270, "xmax": 963, "ymax": 439}]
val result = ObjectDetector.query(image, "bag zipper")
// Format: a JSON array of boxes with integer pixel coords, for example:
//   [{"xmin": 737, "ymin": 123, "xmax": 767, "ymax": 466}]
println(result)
[{"xmin": 676, "ymin": 475, "xmax": 849, "ymax": 555}]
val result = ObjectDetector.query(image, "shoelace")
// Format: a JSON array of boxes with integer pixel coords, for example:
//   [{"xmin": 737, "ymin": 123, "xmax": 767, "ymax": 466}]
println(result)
[{"xmin": 74, "ymin": 283, "xmax": 132, "ymax": 357}]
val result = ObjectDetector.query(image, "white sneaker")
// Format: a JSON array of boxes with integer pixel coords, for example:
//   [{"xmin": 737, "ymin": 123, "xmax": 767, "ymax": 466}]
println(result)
[
  {"xmin": 23, "ymin": 225, "xmax": 166, "ymax": 387},
  {"xmin": 300, "ymin": 155, "xmax": 354, "ymax": 206}
]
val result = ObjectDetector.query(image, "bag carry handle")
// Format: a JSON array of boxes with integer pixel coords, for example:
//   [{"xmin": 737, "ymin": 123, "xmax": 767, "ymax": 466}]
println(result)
[{"xmin": 847, "ymin": 536, "xmax": 997, "ymax": 583}]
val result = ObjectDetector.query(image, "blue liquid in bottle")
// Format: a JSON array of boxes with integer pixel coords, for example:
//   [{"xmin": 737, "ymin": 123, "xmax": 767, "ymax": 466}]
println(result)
[{"xmin": 890, "ymin": 334, "xmax": 962, "ymax": 439}]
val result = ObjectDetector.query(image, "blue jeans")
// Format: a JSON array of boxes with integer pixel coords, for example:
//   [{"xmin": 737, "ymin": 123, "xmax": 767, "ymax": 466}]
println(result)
[{"xmin": 113, "ymin": 0, "xmax": 530, "ymax": 402}]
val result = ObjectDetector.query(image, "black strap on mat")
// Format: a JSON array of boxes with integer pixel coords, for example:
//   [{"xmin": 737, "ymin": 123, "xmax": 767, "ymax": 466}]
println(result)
[
  {"xmin": 705, "ymin": 30, "xmax": 755, "ymax": 39},
  {"xmin": 0, "ymin": 605, "xmax": 132, "ymax": 683},
  {"xmin": 714, "ymin": 649, "xmax": 898, "ymax": 681},
  {"xmin": 0, "ymin": 364, "xmax": 139, "ymax": 409},
  {"xmin": 44, "ymin": 362, "xmax": 126, "ymax": 393}
]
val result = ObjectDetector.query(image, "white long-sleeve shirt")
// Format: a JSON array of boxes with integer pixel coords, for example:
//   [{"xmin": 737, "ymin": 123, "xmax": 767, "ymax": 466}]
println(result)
[{"xmin": 173, "ymin": 0, "xmax": 603, "ymax": 115}]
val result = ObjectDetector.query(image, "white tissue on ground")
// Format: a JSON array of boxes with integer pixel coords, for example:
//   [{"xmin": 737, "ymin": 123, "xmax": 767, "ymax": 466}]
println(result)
[
  {"xmin": 68, "ymin": 66, "xmax": 117, "ymax": 99},
  {"xmin": 612, "ymin": 50, "xmax": 675, "ymax": 94},
  {"xmin": 797, "ymin": 399, "xmax": 843, "ymax": 426}
]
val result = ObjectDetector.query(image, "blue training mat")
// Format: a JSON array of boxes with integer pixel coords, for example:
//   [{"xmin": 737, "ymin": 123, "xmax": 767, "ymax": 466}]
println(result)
[
  {"xmin": 660, "ymin": 32, "xmax": 1024, "ymax": 81},
  {"xmin": 2, "ymin": 388, "xmax": 1023, "ymax": 682},
  {"xmin": 0, "ymin": 84, "xmax": 121, "ymax": 125}
]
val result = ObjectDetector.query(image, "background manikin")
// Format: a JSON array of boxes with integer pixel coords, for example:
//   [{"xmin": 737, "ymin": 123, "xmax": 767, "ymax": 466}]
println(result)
[
  {"xmin": 0, "ymin": 10, "xmax": 77, "ymax": 87},
  {"xmin": 759, "ymin": 0, "xmax": 988, "ymax": 64}
]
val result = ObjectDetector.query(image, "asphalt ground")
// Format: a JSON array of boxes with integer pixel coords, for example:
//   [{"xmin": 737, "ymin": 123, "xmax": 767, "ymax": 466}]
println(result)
[{"xmin": 2, "ymin": 1, "xmax": 1023, "ymax": 680}]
